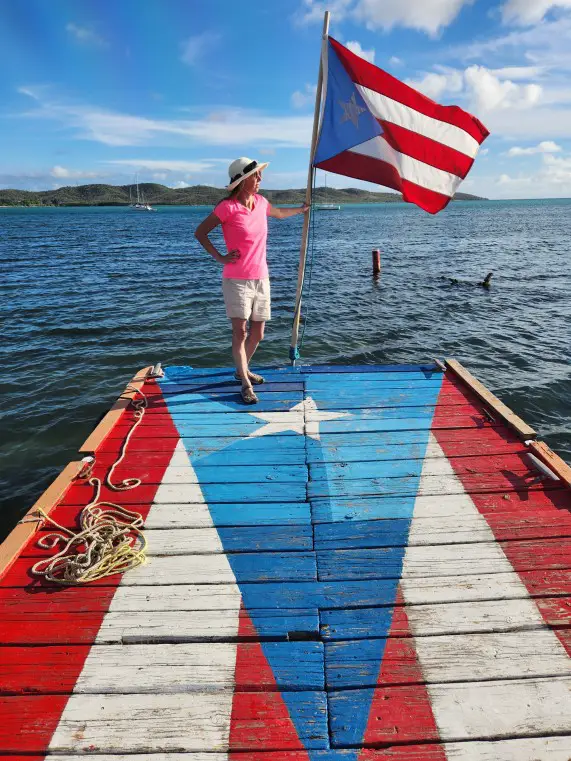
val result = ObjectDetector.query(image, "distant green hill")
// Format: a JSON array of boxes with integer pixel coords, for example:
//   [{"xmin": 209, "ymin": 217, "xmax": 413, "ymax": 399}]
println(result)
[{"xmin": 0, "ymin": 182, "xmax": 486, "ymax": 207}]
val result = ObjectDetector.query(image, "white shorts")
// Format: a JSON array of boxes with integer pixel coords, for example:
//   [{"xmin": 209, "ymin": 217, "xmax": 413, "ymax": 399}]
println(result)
[{"xmin": 222, "ymin": 278, "xmax": 271, "ymax": 321}]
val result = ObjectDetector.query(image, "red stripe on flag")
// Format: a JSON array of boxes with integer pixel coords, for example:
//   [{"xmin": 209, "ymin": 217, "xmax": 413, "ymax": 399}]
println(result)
[
  {"xmin": 361, "ymin": 587, "xmax": 445, "ymax": 752},
  {"xmin": 230, "ymin": 606, "xmax": 308, "ymax": 751},
  {"xmin": 330, "ymin": 37, "xmax": 489, "ymax": 146},
  {"xmin": 381, "ymin": 121, "xmax": 475, "ymax": 178},
  {"xmin": 316, "ymin": 151, "xmax": 452, "ymax": 214}
]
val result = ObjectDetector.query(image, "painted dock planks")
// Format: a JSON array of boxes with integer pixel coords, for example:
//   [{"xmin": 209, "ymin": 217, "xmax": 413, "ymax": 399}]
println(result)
[{"xmin": 1, "ymin": 361, "xmax": 571, "ymax": 759}]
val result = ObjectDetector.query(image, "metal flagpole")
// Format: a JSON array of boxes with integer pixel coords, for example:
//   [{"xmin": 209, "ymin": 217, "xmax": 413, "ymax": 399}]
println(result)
[{"xmin": 289, "ymin": 10, "xmax": 330, "ymax": 365}]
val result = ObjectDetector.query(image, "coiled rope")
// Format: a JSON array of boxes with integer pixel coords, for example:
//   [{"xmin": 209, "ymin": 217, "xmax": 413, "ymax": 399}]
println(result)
[{"xmin": 26, "ymin": 384, "xmax": 149, "ymax": 585}]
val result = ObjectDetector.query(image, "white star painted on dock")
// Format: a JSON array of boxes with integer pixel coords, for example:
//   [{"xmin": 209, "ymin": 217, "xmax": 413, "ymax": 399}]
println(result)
[
  {"xmin": 339, "ymin": 92, "xmax": 366, "ymax": 128},
  {"xmin": 248, "ymin": 396, "xmax": 349, "ymax": 440}
]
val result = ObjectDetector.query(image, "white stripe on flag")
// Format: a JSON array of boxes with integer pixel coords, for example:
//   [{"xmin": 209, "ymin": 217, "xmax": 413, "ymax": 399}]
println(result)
[
  {"xmin": 357, "ymin": 84, "xmax": 481, "ymax": 158},
  {"xmin": 349, "ymin": 136, "xmax": 461, "ymax": 197}
]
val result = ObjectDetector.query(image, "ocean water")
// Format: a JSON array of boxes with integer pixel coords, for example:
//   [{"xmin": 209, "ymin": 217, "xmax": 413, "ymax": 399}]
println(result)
[{"xmin": 1, "ymin": 199, "xmax": 570, "ymax": 539}]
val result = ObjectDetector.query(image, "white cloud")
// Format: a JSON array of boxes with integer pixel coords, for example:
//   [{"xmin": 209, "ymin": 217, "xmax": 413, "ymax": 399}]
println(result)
[
  {"xmin": 389, "ymin": 56, "xmax": 403, "ymax": 66},
  {"xmin": 66, "ymin": 22, "xmax": 107, "ymax": 47},
  {"xmin": 50, "ymin": 165, "xmax": 99, "ymax": 179},
  {"xmin": 172, "ymin": 181, "xmax": 191, "ymax": 188},
  {"xmin": 17, "ymin": 90, "xmax": 314, "ymax": 148},
  {"xmin": 501, "ymin": 0, "xmax": 571, "ymax": 25},
  {"xmin": 407, "ymin": 68, "xmax": 463, "ymax": 100},
  {"xmin": 464, "ymin": 65, "xmax": 542, "ymax": 110},
  {"xmin": 490, "ymin": 65, "xmax": 545, "ymax": 80},
  {"xmin": 345, "ymin": 40, "xmax": 375, "ymax": 63},
  {"xmin": 297, "ymin": 0, "xmax": 473, "ymax": 35},
  {"xmin": 353, "ymin": 0, "xmax": 475, "ymax": 36},
  {"xmin": 291, "ymin": 83, "xmax": 317, "ymax": 109},
  {"xmin": 180, "ymin": 33, "xmax": 220, "ymax": 66},
  {"xmin": 507, "ymin": 140, "xmax": 562, "ymax": 155}
]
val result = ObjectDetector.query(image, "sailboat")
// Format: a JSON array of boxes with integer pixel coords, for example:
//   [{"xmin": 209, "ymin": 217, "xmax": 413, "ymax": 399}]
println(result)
[
  {"xmin": 130, "ymin": 175, "xmax": 156, "ymax": 211},
  {"xmin": 314, "ymin": 172, "xmax": 340, "ymax": 210}
]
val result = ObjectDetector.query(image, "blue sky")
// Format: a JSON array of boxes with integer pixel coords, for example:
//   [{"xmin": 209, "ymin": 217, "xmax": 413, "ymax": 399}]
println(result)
[{"xmin": 2, "ymin": 0, "xmax": 571, "ymax": 198}]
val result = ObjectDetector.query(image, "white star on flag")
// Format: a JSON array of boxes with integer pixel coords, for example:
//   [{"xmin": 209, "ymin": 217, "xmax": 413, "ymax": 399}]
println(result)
[
  {"xmin": 339, "ymin": 92, "xmax": 366, "ymax": 127},
  {"xmin": 248, "ymin": 396, "xmax": 349, "ymax": 440}
]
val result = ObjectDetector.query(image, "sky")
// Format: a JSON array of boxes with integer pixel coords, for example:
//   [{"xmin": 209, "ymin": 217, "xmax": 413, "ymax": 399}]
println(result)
[{"xmin": 1, "ymin": 0, "xmax": 571, "ymax": 199}]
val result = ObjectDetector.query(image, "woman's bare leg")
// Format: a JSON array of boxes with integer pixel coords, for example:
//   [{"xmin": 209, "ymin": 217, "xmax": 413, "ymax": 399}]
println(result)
[
  {"xmin": 245, "ymin": 320, "xmax": 265, "ymax": 363},
  {"xmin": 231, "ymin": 319, "xmax": 251, "ymax": 387}
]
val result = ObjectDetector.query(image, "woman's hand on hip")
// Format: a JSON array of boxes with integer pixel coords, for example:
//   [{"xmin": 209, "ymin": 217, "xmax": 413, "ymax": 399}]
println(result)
[{"xmin": 217, "ymin": 249, "xmax": 240, "ymax": 264}]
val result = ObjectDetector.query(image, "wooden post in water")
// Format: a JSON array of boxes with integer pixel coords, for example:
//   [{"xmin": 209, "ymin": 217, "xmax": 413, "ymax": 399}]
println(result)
[
  {"xmin": 372, "ymin": 249, "xmax": 381, "ymax": 276},
  {"xmin": 289, "ymin": 11, "xmax": 330, "ymax": 364}
]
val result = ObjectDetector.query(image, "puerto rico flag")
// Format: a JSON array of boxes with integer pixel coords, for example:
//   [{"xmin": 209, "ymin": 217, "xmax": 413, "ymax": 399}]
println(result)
[{"xmin": 314, "ymin": 38, "xmax": 489, "ymax": 214}]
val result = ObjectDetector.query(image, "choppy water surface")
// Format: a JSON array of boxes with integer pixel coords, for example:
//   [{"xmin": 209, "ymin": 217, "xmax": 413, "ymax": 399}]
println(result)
[{"xmin": 1, "ymin": 200, "xmax": 570, "ymax": 539}]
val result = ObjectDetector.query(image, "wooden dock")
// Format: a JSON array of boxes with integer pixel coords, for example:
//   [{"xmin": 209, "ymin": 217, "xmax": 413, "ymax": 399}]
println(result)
[{"xmin": 1, "ymin": 361, "xmax": 571, "ymax": 759}]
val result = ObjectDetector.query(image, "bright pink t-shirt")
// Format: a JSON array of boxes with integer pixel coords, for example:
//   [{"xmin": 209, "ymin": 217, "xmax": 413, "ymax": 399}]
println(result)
[{"xmin": 214, "ymin": 194, "xmax": 270, "ymax": 279}]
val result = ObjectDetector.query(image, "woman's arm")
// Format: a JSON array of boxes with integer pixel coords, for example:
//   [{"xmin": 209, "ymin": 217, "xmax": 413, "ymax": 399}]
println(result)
[
  {"xmin": 194, "ymin": 213, "xmax": 239, "ymax": 264},
  {"xmin": 268, "ymin": 203, "xmax": 310, "ymax": 220}
]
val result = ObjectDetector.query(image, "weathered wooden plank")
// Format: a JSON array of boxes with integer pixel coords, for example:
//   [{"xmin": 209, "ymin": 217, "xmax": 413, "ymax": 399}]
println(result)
[
  {"xmin": 153, "ymin": 381, "xmax": 305, "ymax": 394},
  {"xmin": 1, "ymin": 642, "xmax": 324, "ymax": 693},
  {"xmin": 311, "ymin": 488, "xmax": 571, "ymax": 524},
  {"xmin": 145, "ymin": 395, "xmax": 304, "ymax": 413},
  {"xmin": 325, "ymin": 630, "xmax": 571, "ymax": 688},
  {"xmin": 3, "ymin": 571, "xmax": 571, "ymax": 611},
  {"xmin": 5, "ymin": 738, "xmax": 571, "ymax": 760},
  {"xmin": 317, "ymin": 539, "xmax": 571, "ymax": 582},
  {"xmin": 62, "ymin": 480, "xmax": 308, "ymax": 505},
  {"xmin": 310, "ymin": 426, "xmax": 518, "ymax": 450},
  {"xmin": 329, "ymin": 677, "xmax": 571, "ymax": 746},
  {"xmin": 307, "ymin": 413, "xmax": 497, "ymax": 438},
  {"xmin": 307, "ymin": 427, "xmax": 525, "ymax": 462},
  {"xmin": 309, "ymin": 471, "xmax": 557, "ymax": 500},
  {"xmin": 95, "ymin": 446, "xmax": 307, "ymax": 466},
  {"xmin": 108, "ymin": 463, "xmax": 308, "ymax": 484},
  {"xmin": 3, "ymin": 551, "xmax": 317, "ymax": 588},
  {"xmin": 136, "ymin": 411, "xmax": 304, "ymax": 427},
  {"xmin": 445, "ymin": 358, "xmax": 536, "ymax": 440},
  {"xmin": 528, "ymin": 439, "xmax": 571, "ymax": 487},
  {"xmin": 306, "ymin": 387, "xmax": 474, "ymax": 410},
  {"xmin": 313, "ymin": 512, "xmax": 571, "ymax": 550},
  {"xmin": 110, "ymin": 422, "xmax": 302, "ymax": 438},
  {"xmin": 321, "ymin": 597, "xmax": 571, "ymax": 639},
  {"xmin": 1, "ymin": 608, "xmax": 319, "ymax": 645},
  {"xmin": 304, "ymin": 365, "xmax": 441, "ymax": 375},
  {"xmin": 25, "ymin": 525, "xmax": 314, "ymax": 557},
  {"xmin": 0, "ymin": 691, "xmax": 329, "ymax": 752},
  {"xmin": 310, "ymin": 453, "xmax": 531, "ymax": 483}
]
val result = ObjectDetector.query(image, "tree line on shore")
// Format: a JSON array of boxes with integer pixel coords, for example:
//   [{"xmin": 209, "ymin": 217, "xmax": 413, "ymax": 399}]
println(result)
[{"xmin": 0, "ymin": 182, "xmax": 485, "ymax": 207}]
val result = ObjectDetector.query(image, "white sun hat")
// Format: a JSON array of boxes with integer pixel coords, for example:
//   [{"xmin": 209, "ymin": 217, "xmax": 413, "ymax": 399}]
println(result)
[{"xmin": 226, "ymin": 157, "xmax": 269, "ymax": 191}]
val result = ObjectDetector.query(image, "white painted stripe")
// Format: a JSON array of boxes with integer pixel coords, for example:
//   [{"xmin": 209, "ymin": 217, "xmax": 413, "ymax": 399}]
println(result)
[
  {"xmin": 52, "ymin": 439, "xmax": 240, "ymax": 752},
  {"xmin": 349, "ymin": 136, "xmax": 461, "ymax": 197},
  {"xmin": 108, "ymin": 584, "xmax": 242, "ymax": 612},
  {"xmin": 402, "ymin": 434, "xmax": 571, "ymax": 741},
  {"xmin": 145, "ymin": 503, "xmax": 225, "ymax": 529},
  {"xmin": 95, "ymin": 609, "xmax": 242, "ymax": 643},
  {"xmin": 357, "ymin": 83, "xmax": 481, "ymax": 158},
  {"xmin": 75, "ymin": 643, "xmax": 238, "ymax": 692},
  {"xmin": 49, "ymin": 693, "xmax": 236, "ymax": 752}
]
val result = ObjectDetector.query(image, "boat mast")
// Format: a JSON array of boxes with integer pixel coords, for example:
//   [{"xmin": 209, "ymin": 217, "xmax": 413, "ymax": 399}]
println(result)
[{"xmin": 289, "ymin": 10, "xmax": 330, "ymax": 364}]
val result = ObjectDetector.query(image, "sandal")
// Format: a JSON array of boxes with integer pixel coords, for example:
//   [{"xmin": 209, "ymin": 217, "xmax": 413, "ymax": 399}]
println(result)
[
  {"xmin": 234, "ymin": 371, "xmax": 265, "ymax": 385},
  {"xmin": 241, "ymin": 385, "xmax": 259, "ymax": 405}
]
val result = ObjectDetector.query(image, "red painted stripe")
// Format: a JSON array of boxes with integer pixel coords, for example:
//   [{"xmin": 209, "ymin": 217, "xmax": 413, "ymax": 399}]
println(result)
[
  {"xmin": 230, "ymin": 605, "xmax": 307, "ymax": 751},
  {"xmin": 381, "ymin": 122, "xmax": 474, "ymax": 178},
  {"xmin": 315, "ymin": 151, "xmax": 451, "ymax": 214},
  {"xmin": 432, "ymin": 381, "xmax": 571, "ymax": 655},
  {"xmin": 362, "ymin": 588, "xmax": 444, "ymax": 750},
  {"xmin": 0, "ymin": 646, "xmax": 91, "ymax": 693},
  {"xmin": 0, "ymin": 387, "xmax": 181, "ymax": 751},
  {"xmin": 330, "ymin": 37, "xmax": 489, "ymax": 145}
]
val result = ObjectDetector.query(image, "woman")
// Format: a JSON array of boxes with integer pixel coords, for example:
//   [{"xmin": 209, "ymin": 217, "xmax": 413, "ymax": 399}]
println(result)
[{"xmin": 195, "ymin": 157, "xmax": 309, "ymax": 404}]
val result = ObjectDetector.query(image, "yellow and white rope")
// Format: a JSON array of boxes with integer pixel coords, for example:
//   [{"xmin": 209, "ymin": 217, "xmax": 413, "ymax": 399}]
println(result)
[{"xmin": 29, "ymin": 383, "xmax": 150, "ymax": 585}]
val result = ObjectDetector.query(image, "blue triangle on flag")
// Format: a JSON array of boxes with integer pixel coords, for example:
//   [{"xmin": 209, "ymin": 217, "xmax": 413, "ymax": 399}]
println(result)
[
  {"xmin": 314, "ymin": 40, "xmax": 383, "ymax": 166},
  {"xmin": 159, "ymin": 381, "xmax": 442, "ymax": 750}
]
